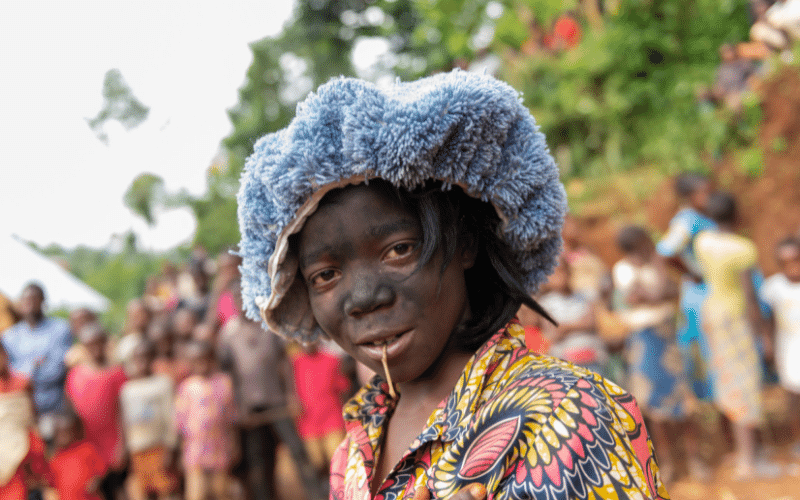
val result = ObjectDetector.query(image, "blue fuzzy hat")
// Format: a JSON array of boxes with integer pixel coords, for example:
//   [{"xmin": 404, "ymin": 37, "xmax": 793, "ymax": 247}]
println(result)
[{"xmin": 237, "ymin": 69, "xmax": 567, "ymax": 343}]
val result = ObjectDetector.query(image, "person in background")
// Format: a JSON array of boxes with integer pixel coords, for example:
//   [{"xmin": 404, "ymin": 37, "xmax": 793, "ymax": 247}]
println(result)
[
  {"xmin": 657, "ymin": 173, "xmax": 716, "ymax": 403},
  {"xmin": 290, "ymin": 341, "xmax": 350, "ymax": 478},
  {"xmin": 48, "ymin": 412, "xmax": 106, "ymax": 500},
  {"xmin": 175, "ymin": 340, "xmax": 237, "ymax": 500},
  {"xmin": 538, "ymin": 257, "xmax": 608, "ymax": 375},
  {"xmin": 171, "ymin": 308, "xmax": 197, "ymax": 363},
  {"xmin": 116, "ymin": 299, "xmax": 152, "ymax": 373},
  {"xmin": 65, "ymin": 324, "xmax": 127, "ymax": 500},
  {"xmin": 760, "ymin": 236, "xmax": 800, "ymax": 458},
  {"xmin": 0, "ymin": 343, "xmax": 49, "ymax": 500},
  {"xmin": 207, "ymin": 252, "xmax": 242, "ymax": 329},
  {"xmin": 192, "ymin": 321, "xmax": 218, "ymax": 346},
  {"xmin": 561, "ymin": 214, "xmax": 608, "ymax": 301},
  {"xmin": 119, "ymin": 340, "xmax": 178, "ymax": 500},
  {"xmin": 218, "ymin": 281, "xmax": 327, "ymax": 500},
  {"xmin": 148, "ymin": 320, "xmax": 189, "ymax": 386},
  {"xmin": 1, "ymin": 283, "xmax": 72, "ymax": 441},
  {"xmin": 695, "ymin": 192, "xmax": 780, "ymax": 479},
  {"xmin": 612, "ymin": 225, "xmax": 706, "ymax": 481}
]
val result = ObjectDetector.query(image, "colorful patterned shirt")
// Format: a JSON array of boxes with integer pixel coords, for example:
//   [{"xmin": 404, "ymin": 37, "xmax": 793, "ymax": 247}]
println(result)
[
  {"xmin": 174, "ymin": 372, "xmax": 238, "ymax": 470},
  {"xmin": 331, "ymin": 322, "xmax": 668, "ymax": 500}
]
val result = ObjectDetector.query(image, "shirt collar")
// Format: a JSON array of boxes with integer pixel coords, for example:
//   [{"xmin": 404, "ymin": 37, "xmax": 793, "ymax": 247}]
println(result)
[{"xmin": 342, "ymin": 321, "xmax": 527, "ymax": 450}]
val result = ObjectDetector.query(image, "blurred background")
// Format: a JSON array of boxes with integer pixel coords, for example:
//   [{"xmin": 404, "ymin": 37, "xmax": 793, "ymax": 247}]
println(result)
[{"xmin": 2, "ymin": 1, "xmax": 800, "ymax": 499}]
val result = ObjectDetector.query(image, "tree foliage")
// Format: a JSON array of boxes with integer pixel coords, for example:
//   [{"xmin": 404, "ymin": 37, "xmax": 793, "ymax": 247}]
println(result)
[{"xmin": 86, "ymin": 69, "xmax": 150, "ymax": 145}]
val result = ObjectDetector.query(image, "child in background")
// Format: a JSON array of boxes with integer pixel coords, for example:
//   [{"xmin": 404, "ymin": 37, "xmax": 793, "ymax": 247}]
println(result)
[
  {"xmin": 695, "ymin": 192, "xmax": 779, "ymax": 479},
  {"xmin": 0, "ymin": 343, "xmax": 49, "ymax": 500},
  {"xmin": 120, "ymin": 341, "xmax": 178, "ymax": 500},
  {"xmin": 65, "ymin": 323, "xmax": 127, "ymax": 500},
  {"xmin": 48, "ymin": 413, "xmax": 106, "ymax": 500},
  {"xmin": 291, "ymin": 342, "xmax": 350, "ymax": 476},
  {"xmin": 538, "ymin": 258, "xmax": 608, "ymax": 374},
  {"xmin": 760, "ymin": 236, "xmax": 800, "ymax": 457},
  {"xmin": 612, "ymin": 225, "xmax": 703, "ymax": 481},
  {"xmin": 175, "ymin": 341, "xmax": 237, "ymax": 500},
  {"xmin": 237, "ymin": 71, "xmax": 667, "ymax": 500},
  {"xmin": 148, "ymin": 320, "xmax": 190, "ymax": 386},
  {"xmin": 116, "ymin": 299, "xmax": 152, "ymax": 372}
]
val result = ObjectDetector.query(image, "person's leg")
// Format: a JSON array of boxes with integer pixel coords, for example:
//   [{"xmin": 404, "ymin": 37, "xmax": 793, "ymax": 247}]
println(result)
[
  {"xmin": 322, "ymin": 429, "xmax": 346, "ymax": 470},
  {"xmin": 304, "ymin": 436, "xmax": 326, "ymax": 473},
  {"xmin": 211, "ymin": 470, "xmax": 232, "ymax": 500},
  {"xmin": 272, "ymin": 418, "xmax": 329, "ymax": 500},
  {"xmin": 184, "ymin": 468, "xmax": 207, "ymax": 500},
  {"xmin": 789, "ymin": 391, "xmax": 800, "ymax": 457},
  {"xmin": 243, "ymin": 424, "xmax": 278, "ymax": 500}
]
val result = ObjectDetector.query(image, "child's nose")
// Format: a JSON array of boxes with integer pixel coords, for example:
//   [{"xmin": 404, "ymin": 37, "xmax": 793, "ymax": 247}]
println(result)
[{"xmin": 344, "ymin": 272, "xmax": 396, "ymax": 318}]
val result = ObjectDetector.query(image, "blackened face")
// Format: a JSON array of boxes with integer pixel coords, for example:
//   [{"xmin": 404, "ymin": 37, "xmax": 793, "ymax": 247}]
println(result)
[{"xmin": 297, "ymin": 184, "xmax": 473, "ymax": 385}]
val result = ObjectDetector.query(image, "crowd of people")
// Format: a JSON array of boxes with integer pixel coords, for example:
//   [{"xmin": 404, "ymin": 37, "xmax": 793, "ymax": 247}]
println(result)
[
  {"xmin": 0, "ymin": 252, "xmax": 349, "ymax": 500},
  {"xmin": 519, "ymin": 173, "xmax": 800, "ymax": 484},
  {"xmin": 2, "ymin": 171, "xmax": 799, "ymax": 499}
]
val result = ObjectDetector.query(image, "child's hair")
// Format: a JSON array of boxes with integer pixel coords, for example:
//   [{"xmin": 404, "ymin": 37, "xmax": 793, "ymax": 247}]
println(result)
[
  {"xmin": 616, "ymin": 225, "xmax": 651, "ymax": 254},
  {"xmin": 706, "ymin": 191, "xmax": 737, "ymax": 224},
  {"xmin": 674, "ymin": 173, "xmax": 708, "ymax": 198},
  {"xmin": 297, "ymin": 179, "xmax": 553, "ymax": 350}
]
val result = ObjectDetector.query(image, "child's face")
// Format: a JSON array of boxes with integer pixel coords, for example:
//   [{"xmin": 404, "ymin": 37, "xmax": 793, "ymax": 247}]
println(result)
[
  {"xmin": 129, "ymin": 347, "xmax": 153, "ymax": 379},
  {"xmin": 83, "ymin": 336, "xmax": 107, "ymax": 366},
  {"xmin": 297, "ymin": 184, "xmax": 473, "ymax": 385},
  {"xmin": 54, "ymin": 417, "xmax": 79, "ymax": 449},
  {"xmin": 778, "ymin": 243, "xmax": 800, "ymax": 282},
  {"xmin": 187, "ymin": 347, "xmax": 214, "ymax": 377},
  {"xmin": 628, "ymin": 239, "xmax": 655, "ymax": 267}
]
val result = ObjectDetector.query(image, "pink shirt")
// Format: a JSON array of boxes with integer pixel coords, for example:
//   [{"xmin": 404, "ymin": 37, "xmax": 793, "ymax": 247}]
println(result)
[
  {"xmin": 175, "ymin": 372, "xmax": 238, "ymax": 470},
  {"xmin": 291, "ymin": 351, "xmax": 348, "ymax": 438},
  {"xmin": 65, "ymin": 365, "xmax": 126, "ymax": 468}
]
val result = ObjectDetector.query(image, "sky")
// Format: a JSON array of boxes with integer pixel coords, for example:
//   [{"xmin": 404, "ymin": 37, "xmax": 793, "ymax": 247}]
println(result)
[{"xmin": 0, "ymin": 0, "xmax": 294, "ymax": 250}]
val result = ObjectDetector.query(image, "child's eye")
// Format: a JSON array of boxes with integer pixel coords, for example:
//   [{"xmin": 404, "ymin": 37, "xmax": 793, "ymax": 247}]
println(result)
[
  {"xmin": 309, "ymin": 269, "xmax": 341, "ymax": 288},
  {"xmin": 384, "ymin": 241, "xmax": 418, "ymax": 262}
]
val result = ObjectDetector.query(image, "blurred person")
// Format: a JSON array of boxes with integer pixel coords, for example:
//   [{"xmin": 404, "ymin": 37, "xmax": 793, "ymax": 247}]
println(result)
[
  {"xmin": 613, "ymin": 226, "xmax": 705, "ymax": 481},
  {"xmin": 218, "ymin": 282, "xmax": 327, "ymax": 500},
  {"xmin": 147, "ymin": 320, "xmax": 189, "ymax": 386},
  {"xmin": 0, "ymin": 343, "xmax": 49, "ymax": 500},
  {"xmin": 116, "ymin": 299, "xmax": 152, "ymax": 373},
  {"xmin": 175, "ymin": 341, "xmax": 237, "ymax": 500},
  {"xmin": 192, "ymin": 321, "xmax": 218, "ymax": 346},
  {"xmin": 290, "ymin": 342, "xmax": 349, "ymax": 476},
  {"xmin": 695, "ymin": 192, "xmax": 780, "ymax": 479},
  {"xmin": 766, "ymin": 0, "xmax": 800, "ymax": 41},
  {"xmin": 177, "ymin": 259, "xmax": 212, "ymax": 320},
  {"xmin": 48, "ymin": 412, "xmax": 106, "ymax": 500},
  {"xmin": 750, "ymin": 0, "xmax": 791, "ymax": 53},
  {"xmin": 657, "ymin": 173, "xmax": 716, "ymax": 401},
  {"xmin": 0, "ymin": 293, "xmax": 17, "ymax": 332},
  {"xmin": 207, "ymin": 252, "xmax": 242, "ymax": 328},
  {"xmin": 561, "ymin": 214, "xmax": 608, "ymax": 301},
  {"xmin": 119, "ymin": 340, "xmax": 178, "ymax": 500},
  {"xmin": 712, "ymin": 43, "xmax": 758, "ymax": 111},
  {"xmin": 69, "ymin": 308, "xmax": 98, "ymax": 338},
  {"xmin": 65, "ymin": 323, "xmax": 128, "ymax": 500},
  {"xmin": 171, "ymin": 307, "xmax": 197, "ymax": 360},
  {"xmin": 1, "ymin": 283, "xmax": 72, "ymax": 438},
  {"xmin": 760, "ymin": 236, "xmax": 800, "ymax": 458},
  {"xmin": 538, "ymin": 258, "xmax": 608, "ymax": 375}
]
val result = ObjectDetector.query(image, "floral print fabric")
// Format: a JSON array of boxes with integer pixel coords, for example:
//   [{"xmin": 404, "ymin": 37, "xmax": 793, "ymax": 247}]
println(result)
[{"xmin": 330, "ymin": 322, "xmax": 668, "ymax": 500}]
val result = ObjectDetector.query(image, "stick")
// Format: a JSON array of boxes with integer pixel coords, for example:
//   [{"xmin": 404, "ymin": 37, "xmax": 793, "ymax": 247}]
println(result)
[{"xmin": 382, "ymin": 343, "xmax": 397, "ymax": 398}]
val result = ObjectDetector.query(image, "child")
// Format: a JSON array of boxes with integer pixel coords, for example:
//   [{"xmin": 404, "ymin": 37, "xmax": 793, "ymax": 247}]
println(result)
[
  {"xmin": 119, "ymin": 340, "xmax": 178, "ymax": 500},
  {"xmin": 0, "ymin": 343, "xmax": 49, "ymax": 500},
  {"xmin": 612, "ymin": 225, "xmax": 703, "ymax": 480},
  {"xmin": 537, "ymin": 258, "xmax": 608, "ymax": 375},
  {"xmin": 175, "ymin": 340, "xmax": 237, "ymax": 500},
  {"xmin": 48, "ymin": 413, "xmax": 106, "ymax": 500},
  {"xmin": 760, "ymin": 236, "xmax": 800, "ymax": 457},
  {"xmin": 290, "ymin": 342, "xmax": 350, "ymax": 475},
  {"xmin": 694, "ymin": 192, "xmax": 779, "ymax": 479},
  {"xmin": 236, "ymin": 71, "xmax": 667, "ymax": 500},
  {"xmin": 147, "ymin": 320, "xmax": 190, "ymax": 386},
  {"xmin": 656, "ymin": 173, "xmax": 716, "ymax": 401},
  {"xmin": 65, "ymin": 323, "xmax": 128, "ymax": 500}
]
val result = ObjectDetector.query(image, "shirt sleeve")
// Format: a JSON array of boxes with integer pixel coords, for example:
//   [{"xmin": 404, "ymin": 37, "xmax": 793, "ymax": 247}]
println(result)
[
  {"xmin": 494, "ymin": 376, "xmax": 668, "ymax": 500},
  {"xmin": 656, "ymin": 218, "xmax": 691, "ymax": 258}
]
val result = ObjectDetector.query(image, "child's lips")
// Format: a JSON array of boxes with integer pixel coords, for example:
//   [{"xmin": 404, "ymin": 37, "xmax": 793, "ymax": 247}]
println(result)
[{"xmin": 358, "ymin": 329, "xmax": 412, "ymax": 362}]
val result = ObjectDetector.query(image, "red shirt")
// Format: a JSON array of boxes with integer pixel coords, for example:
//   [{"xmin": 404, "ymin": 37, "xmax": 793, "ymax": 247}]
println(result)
[
  {"xmin": 49, "ymin": 441, "xmax": 106, "ymax": 500},
  {"xmin": 0, "ymin": 373, "xmax": 48, "ymax": 499},
  {"xmin": 65, "ymin": 365, "xmax": 127, "ymax": 468},
  {"xmin": 291, "ymin": 351, "xmax": 349, "ymax": 438}
]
